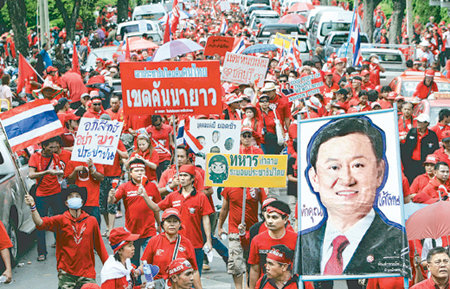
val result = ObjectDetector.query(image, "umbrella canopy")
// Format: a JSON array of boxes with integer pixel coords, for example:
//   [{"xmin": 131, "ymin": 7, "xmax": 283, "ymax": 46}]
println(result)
[
  {"xmin": 242, "ymin": 44, "xmax": 278, "ymax": 55},
  {"xmin": 152, "ymin": 39, "xmax": 204, "ymax": 61},
  {"xmin": 279, "ymin": 14, "xmax": 307, "ymax": 24},
  {"xmin": 288, "ymin": 2, "xmax": 314, "ymax": 12},
  {"xmin": 118, "ymin": 38, "xmax": 159, "ymax": 52},
  {"xmin": 406, "ymin": 201, "xmax": 450, "ymax": 240}
]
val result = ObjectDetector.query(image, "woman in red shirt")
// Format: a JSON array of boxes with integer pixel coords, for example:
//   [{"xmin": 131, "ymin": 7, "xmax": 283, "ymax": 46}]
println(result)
[
  {"xmin": 128, "ymin": 132, "xmax": 160, "ymax": 182},
  {"xmin": 242, "ymin": 104, "xmax": 263, "ymax": 144},
  {"xmin": 141, "ymin": 208, "xmax": 201, "ymax": 289},
  {"xmin": 259, "ymin": 94, "xmax": 284, "ymax": 154},
  {"xmin": 101, "ymin": 227, "xmax": 141, "ymax": 289}
]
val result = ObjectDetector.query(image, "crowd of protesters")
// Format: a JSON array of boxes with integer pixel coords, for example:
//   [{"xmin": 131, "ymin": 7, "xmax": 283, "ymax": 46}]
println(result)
[{"xmin": 0, "ymin": 0, "xmax": 450, "ymax": 289}]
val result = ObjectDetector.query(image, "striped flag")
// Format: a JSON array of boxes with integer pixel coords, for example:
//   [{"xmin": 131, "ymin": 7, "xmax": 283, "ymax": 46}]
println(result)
[
  {"xmin": 0, "ymin": 99, "xmax": 64, "ymax": 152},
  {"xmin": 220, "ymin": 18, "xmax": 228, "ymax": 35},
  {"xmin": 176, "ymin": 118, "xmax": 203, "ymax": 153},
  {"xmin": 231, "ymin": 37, "xmax": 246, "ymax": 54},
  {"xmin": 348, "ymin": 10, "xmax": 363, "ymax": 66}
]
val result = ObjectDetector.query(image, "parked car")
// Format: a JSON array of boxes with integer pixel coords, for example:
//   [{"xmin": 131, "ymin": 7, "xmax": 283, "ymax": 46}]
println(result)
[
  {"xmin": 323, "ymin": 31, "xmax": 369, "ymax": 59},
  {"xmin": 413, "ymin": 94, "xmax": 450, "ymax": 127},
  {"xmin": 249, "ymin": 10, "xmax": 280, "ymax": 31},
  {"xmin": 132, "ymin": 4, "xmax": 167, "ymax": 21},
  {"xmin": 360, "ymin": 48, "xmax": 406, "ymax": 86},
  {"xmin": 117, "ymin": 20, "xmax": 161, "ymax": 38},
  {"xmin": 242, "ymin": 0, "xmax": 272, "ymax": 12},
  {"xmin": 306, "ymin": 5, "xmax": 343, "ymax": 31},
  {"xmin": 257, "ymin": 23, "xmax": 303, "ymax": 43},
  {"xmin": 246, "ymin": 4, "xmax": 273, "ymax": 22},
  {"xmin": 0, "ymin": 128, "xmax": 34, "ymax": 266}
]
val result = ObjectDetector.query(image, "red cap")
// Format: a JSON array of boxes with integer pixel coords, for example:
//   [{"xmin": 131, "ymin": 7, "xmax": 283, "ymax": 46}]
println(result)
[
  {"xmin": 241, "ymin": 127, "xmax": 253, "ymax": 134},
  {"xmin": 162, "ymin": 208, "xmax": 181, "ymax": 222},
  {"xmin": 325, "ymin": 70, "xmax": 333, "ymax": 76},
  {"xmin": 46, "ymin": 66, "xmax": 58, "ymax": 73},
  {"xmin": 96, "ymin": 57, "xmax": 104, "ymax": 63},
  {"xmin": 179, "ymin": 164, "xmax": 196, "ymax": 176},
  {"xmin": 92, "ymin": 98, "xmax": 102, "ymax": 104},
  {"xmin": 109, "ymin": 227, "xmax": 140, "ymax": 254},
  {"xmin": 335, "ymin": 58, "xmax": 345, "ymax": 64},
  {"xmin": 225, "ymin": 93, "xmax": 242, "ymax": 105},
  {"xmin": 90, "ymin": 90, "xmax": 100, "ymax": 97},
  {"xmin": 167, "ymin": 258, "xmax": 193, "ymax": 278},
  {"xmin": 361, "ymin": 70, "xmax": 370, "ymax": 76},
  {"xmin": 425, "ymin": 69, "xmax": 435, "ymax": 77},
  {"xmin": 423, "ymin": 154, "xmax": 438, "ymax": 165}
]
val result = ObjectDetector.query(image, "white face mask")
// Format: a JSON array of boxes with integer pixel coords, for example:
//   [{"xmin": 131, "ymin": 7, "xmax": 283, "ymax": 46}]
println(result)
[{"xmin": 67, "ymin": 197, "xmax": 83, "ymax": 209}]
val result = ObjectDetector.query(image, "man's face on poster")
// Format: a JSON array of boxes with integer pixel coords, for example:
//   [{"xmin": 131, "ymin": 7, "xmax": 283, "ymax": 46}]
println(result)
[{"xmin": 308, "ymin": 133, "xmax": 385, "ymax": 220}]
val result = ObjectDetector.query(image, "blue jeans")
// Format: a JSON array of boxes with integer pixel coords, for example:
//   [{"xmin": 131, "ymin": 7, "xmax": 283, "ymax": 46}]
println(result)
[
  {"xmin": 195, "ymin": 248, "xmax": 205, "ymax": 275},
  {"xmin": 36, "ymin": 194, "xmax": 64, "ymax": 256},
  {"xmin": 83, "ymin": 206, "xmax": 101, "ymax": 226},
  {"xmin": 131, "ymin": 236, "xmax": 151, "ymax": 285}
]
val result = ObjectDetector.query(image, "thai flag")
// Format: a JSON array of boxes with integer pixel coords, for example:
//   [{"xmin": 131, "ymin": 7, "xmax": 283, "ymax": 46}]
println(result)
[
  {"xmin": 176, "ymin": 118, "xmax": 203, "ymax": 153},
  {"xmin": 220, "ymin": 18, "xmax": 228, "ymax": 35},
  {"xmin": 231, "ymin": 37, "xmax": 246, "ymax": 54},
  {"xmin": 0, "ymin": 99, "xmax": 64, "ymax": 152},
  {"xmin": 348, "ymin": 10, "xmax": 363, "ymax": 66},
  {"xmin": 176, "ymin": 119, "xmax": 186, "ymax": 146}
]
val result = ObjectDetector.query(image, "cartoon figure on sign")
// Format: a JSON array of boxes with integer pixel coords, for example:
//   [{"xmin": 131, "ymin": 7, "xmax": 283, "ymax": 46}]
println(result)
[{"xmin": 208, "ymin": 154, "xmax": 229, "ymax": 184}]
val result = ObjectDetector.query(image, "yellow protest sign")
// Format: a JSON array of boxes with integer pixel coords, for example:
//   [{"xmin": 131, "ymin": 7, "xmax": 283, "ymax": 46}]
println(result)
[
  {"xmin": 205, "ymin": 153, "xmax": 287, "ymax": 188},
  {"xmin": 271, "ymin": 33, "xmax": 300, "ymax": 50}
]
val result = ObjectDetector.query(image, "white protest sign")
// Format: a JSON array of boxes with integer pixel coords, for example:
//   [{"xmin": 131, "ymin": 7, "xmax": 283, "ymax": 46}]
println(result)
[
  {"xmin": 71, "ymin": 117, "xmax": 124, "ymax": 165},
  {"xmin": 219, "ymin": 0, "xmax": 231, "ymax": 11},
  {"xmin": 221, "ymin": 52, "xmax": 269, "ymax": 88},
  {"xmin": 289, "ymin": 72, "xmax": 324, "ymax": 102}
]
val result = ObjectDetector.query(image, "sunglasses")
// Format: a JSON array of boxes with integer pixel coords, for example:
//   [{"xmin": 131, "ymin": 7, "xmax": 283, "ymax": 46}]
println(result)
[
  {"xmin": 242, "ymin": 134, "xmax": 252, "ymax": 138},
  {"xmin": 259, "ymin": 100, "xmax": 269, "ymax": 103},
  {"xmin": 93, "ymin": 103, "xmax": 102, "ymax": 106},
  {"xmin": 279, "ymin": 80, "xmax": 287, "ymax": 83}
]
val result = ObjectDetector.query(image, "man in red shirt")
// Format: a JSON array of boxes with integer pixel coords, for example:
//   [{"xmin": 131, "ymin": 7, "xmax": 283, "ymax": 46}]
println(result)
[
  {"xmin": 28, "ymin": 136, "xmax": 65, "ymax": 261},
  {"xmin": 24, "ymin": 187, "xmax": 108, "ymax": 289},
  {"xmin": 0, "ymin": 222, "xmax": 12, "ymax": 283},
  {"xmin": 143, "ymin": 164, "xmax": 213, "ymax": 275},
  {"xmin": 222, "ymin": 93, "xmax": 242, "ymax": 120},
  {"xmin": 398, "ymin": 102, "xmax": 417, "ymax": 143},
  {"xmin": 249, "ymin": 201, "xmax": 297, "ymax": 289},
  {"xmin": 240, "ymin": 127, "xmax": 264, "ymax": 154},
  {"xmin": 361, "ymin": 70, "xmax": 375, "ymax": 91},
  {"xmin": 322, "ymin": 71, "xmax": 339, "ymax": 94},
  {"xmin": 255, "ymin": 245, "xmax": 298, "ymax": 289},
  {"xmin": 83, "ymin": 94, "xmax": 105, "ymax": 119},
  {"xmin": 65, "ymin": 157, "xmax": 105, "ymax": 225},
  {"xmin": 105, "ymin": 95, "xmax": 123, "ymax": 122},
  {"xmin": 108, "ymin": 158, "xmax": 161, "ymax": 271},
  {"xmin": 167, "ymin": 258, "xmax": 196, "ymax": 289},
  {"xmin": 411, "ymin": 247, "xmax": 449, "ymax": 289},
  {"xmin": 430, "ymin": 109, "xmax": 450, "ymax": 142},
  {"xmin": 413, "ymin": 70, "xmax": 439, "ymax": 99},
  {"xmin": 434, "ymin": 130, "xmax": 450, "ymax": 167},
  {"xmin": 217, "ymin": 183, "xmax": 266, "ymax": 289},
  {"xmin": 409, "ymin": 154, "xmax": 438, "ymax": 201},
  {"xmin": 259, "ymin": 81, "xmax": 291, "ymax": 130},
  {"xmin": 60, "ymin": 67, "xmax": 88, "ymax": 108},
  {"xmin": 146, "ymin": 115, "xmax": 174, "ymax": 180},
  {"xmin": 413, "ymin": 162, "xmax": 450, "ymax": 203},
  {"xmin": 332, "ymin": 58, "xmax": 346, "ymax": 84}
]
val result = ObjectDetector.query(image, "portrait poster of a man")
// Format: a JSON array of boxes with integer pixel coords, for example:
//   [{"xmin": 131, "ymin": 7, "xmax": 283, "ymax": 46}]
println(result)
[{"xmin": 296, "ymin": 111, "xmax": 410, "ymax": 280}]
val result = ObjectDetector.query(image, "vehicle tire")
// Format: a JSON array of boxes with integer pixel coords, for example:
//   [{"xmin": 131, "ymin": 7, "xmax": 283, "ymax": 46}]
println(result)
[{"xmin": 7, "ymin": 216, "xmax": 19, "ymax": 266}]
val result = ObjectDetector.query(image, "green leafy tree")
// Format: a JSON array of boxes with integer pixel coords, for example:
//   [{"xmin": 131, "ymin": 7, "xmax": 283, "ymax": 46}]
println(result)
[
  {"xmin": 388, "ymin": 0, "xmax": 405, "ymax": 44},
  {"xmin": 6, "ymin": 0, "xmax": 29, "ymax": 57},
  {"xmin": 117, "ymin": 0, "xmax": 129, "ymax": 23}
]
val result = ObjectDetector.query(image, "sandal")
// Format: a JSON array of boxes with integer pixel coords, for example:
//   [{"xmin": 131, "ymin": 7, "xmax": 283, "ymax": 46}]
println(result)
[
  {"xmin": 102, "ymin": 230, "xmax": 109, "ymax": 238},
  {"xmin": 37, "ymin": 255, "xmax": 46, "ymax": 262}
]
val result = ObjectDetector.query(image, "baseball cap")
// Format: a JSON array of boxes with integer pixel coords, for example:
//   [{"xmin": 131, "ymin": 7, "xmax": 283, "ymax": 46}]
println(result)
[
  {"xmin": 425, "ymin": 69, "xmax": 435, "ymax": 77},
  {"xmin": 162, "ymin": 208, "xmax": 181, "ymax": 223},
  {"xmin": 225, "ymin": 93, "xmax": 242, "ymax": 105},
  {"xmin": 423, "ymin": 154, "xmax": 438, "ymax": 165},
  {"xmin": 109, "ymin": 227, "xmax": 140, "ymax": 254},
  {"xmin": 241, "ymin": 127, "xmax": 253, "ymax": 135},
  {"xmin": 167, "ymin": 258, "xmax": 193, "ymax": 278},
  {"xmin": 416, "ymin": 113, "xmax": 430, "ymax": 123}
]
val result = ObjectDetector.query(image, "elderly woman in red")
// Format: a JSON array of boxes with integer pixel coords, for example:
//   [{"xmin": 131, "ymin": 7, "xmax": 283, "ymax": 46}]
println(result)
[
  {"xmin": 127, "ymin": 131, "xmax": 160, "ymax": 182},
  {"xmin": 413, "ymin": 70, "xmax": 439, "ymax": 99},
  {"xmin": 101, "ymin": 227, "xmax": 141, "ymax": 289}
]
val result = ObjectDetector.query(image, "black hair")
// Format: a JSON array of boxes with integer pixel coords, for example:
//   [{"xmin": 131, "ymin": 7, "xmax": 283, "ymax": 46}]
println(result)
[
  {"xmin": 367, "ymin": 90, "xmax": 379, "ymax": 102},
  {"xmin": 406, "ymin": 59, "xmax": 413, "ymax": 68},
  {"xmin": 438, "ymin": 108, "xmax": 450, "ymax": 122},
  {"xmin": 346, "ymin": 66, "xmax": 356, "ymax": 75},
  {"xmin": 129, "ymin": 158, "xmax": 146, "ymax": 171},
  {"xmin": 358, "ymin": 90, "xmax": 368, "ymax": 98},
  {"xmin": 114, "ymin": 252, "xmax": 121, "ymax": 262},
  {"xmin": 426, "ymin": 246, "xmax": 449, "ymax": 263},
  {"xmin": 434, "ymin": 161, "xmax": 449, "ymax": 170},
  {"xmin": 152, "ymin": 115, "xmax": 162, "ymax": 125},
  {"xmin": 270, "ymin": 244, "xmax": 294, "ymax": 263},
  {"xmin": 177, "ymin": 145, "xmax": 189, "ymax": 157},
  {"xmin": 303, "ymin": 60, "xmax": 313, "ymax": 67},
  {"xmin": 309, "ymin": 117, "xmax": 384, "ymax": 169},
  {"xmin": 380, "ymin": 86, "xmax": 392, "ymax": 93},
  {"xmin": 41, "ymin": 136, "xmax": 62, "ymax": 148}
]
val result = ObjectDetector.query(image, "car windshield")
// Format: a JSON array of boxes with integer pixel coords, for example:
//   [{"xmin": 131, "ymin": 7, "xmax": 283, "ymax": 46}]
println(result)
[
  {"xmin": 251, "ymin": 17, "xmax": 279, "ymax": 29},
  {"xmin": 401, "ymin": 80, "xmax": 450, "ymax": 97},
  {"xmin": 248, "ymin": 0, "xmax": 270, "ymax": 6},
  {"xmin": 120, "ymin": 24, "xmax": 139, "ymax": 36},
  {"xmin": 261, "ymin": 26, "xmax": 299, "ymax": 36},
  {"xmin": 362, "ymin": 52, "xmax": 402, "ymax": 62},
  {"xmin": 330, "ymin": 34, "xmax": 349, "ymax": 45},
  {"xmin": 320, "ymin": 22, "xmax": 350, "ymax": 36},
  {"xmin": 139, "ymin": 13, "xmax": 165, "ymax": 21}
]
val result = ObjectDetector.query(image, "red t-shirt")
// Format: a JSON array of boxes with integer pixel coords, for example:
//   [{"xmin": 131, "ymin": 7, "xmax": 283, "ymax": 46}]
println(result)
[
  {"xmin": 248, "ymin": 230, "xmax": 297, "ymax": 277},
  {"xmin": 366, "ymin": 277, "xmax": 404, "ymax": 289},
  {"xmin": 130, "ymin": 149, "xmax": 160, "ymax": 181},
  {"xmin": 0, "ymin": 221, "xmax": 12, "ymax": 250},
  {"xmin": 434, "ymin": 147, "xmax": 450, "ymax": 167},
  {"xmin": 411, "ymin": 277, "xmax": 450, "ymax": 289},
  {"xmin": 36, "ymin": 211, "xmax": 108, "ymax": 279},
  {"xmin": 413, "ymin": 81, "xmax": 438, "ymax": 99},
  {"xmin": 141, "ymin": 233, "xmax": 197, "ymax": 280},
  {"xmin": 158, "ymin": 165, "xmax": 205, "ymax": 192},
  {"xmin": 29, "ymin": 152, "xmax": 62, "ymax": 197},
  {"xmin": 58, "ymin": 149, "xmax": 72, "ymax": 171},
  {"xmin": 158, "ymin": 190, "xmax": 214, "ymax": 248},
  {"xmin": 64, "ymin": 161, "xmax": 104, "ymax": 206},
  {"xmin": 146, "ymin": 124, "xmax": 173, "ymax": 162},
  {"xmin": 256, "ymin": 275, "xmax": 299, "ymax": 289},
  {"xmin": 60, "ymin": 71, "xmax": 88, "ymax": 103},
  {"xmin": 124, "ymin": 114, "xmax": 152, "ymax": 132},
  {"xmin": 103, "ymin": 140, "xmax": 126, "ymax": 177},
  {"xmin": 114, "ymin": 180, "xmax": 161, "ymax": 238},
  {"xmin": 105, "ymin": 107, "xmax": 124, "ymax": 122},
  {"xmin": 222, "ymin": 187, "xmax": 266, "ymax": 234},
  {"xmin": 410, "ymin": 173, "xmax": 432, "ymax": 195}
]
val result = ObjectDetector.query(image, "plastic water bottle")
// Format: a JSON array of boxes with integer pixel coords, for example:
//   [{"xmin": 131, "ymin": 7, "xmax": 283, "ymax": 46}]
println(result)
[
  {"xmin": 0, "ymin": 275, "xmax": 7, "ymax": 283},
  {"xmin": 142, "ymin": 260, "xmax": 154, "ymax": 289}
]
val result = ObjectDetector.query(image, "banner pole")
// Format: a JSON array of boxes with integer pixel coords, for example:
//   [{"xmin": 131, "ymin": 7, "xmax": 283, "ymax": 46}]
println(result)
[
  {"xmin": 173, "ymin": 115, "xmax": 179, "ymax": 176},
  {"xmin": 241, "ymin": 187, "xmax": 247, "ymax": 226},
  {"xmin": 0, "ymin": 123, "xmax": 31, "ymax": 196}
]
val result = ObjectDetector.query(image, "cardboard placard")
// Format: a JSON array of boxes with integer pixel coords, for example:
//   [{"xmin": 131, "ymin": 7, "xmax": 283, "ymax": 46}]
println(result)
[
  {"xmin": 221, "ymin": 52, "xmax": 269, "ymax": 88},
  {"xmin": 204, "ymin": 36, "xmax": 235, "ymax": 56},
  {"xmin": 205, "ymin": 153, "xmax": 287, "ymax": 188},
  {"xmin": 289, "ymin": 72, "xmax": 324, "ymax": 101},
  {"xmin": 120, "ymin": 61, "xmax": 222, "ymax": 115},
  {"xmin": 71, "ymin": 117, "xmax": 124, "ymax": 165}
]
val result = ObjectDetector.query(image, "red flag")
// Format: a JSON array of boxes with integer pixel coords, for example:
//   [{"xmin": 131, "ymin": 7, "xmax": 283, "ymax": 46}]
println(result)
[
  {"xmin": 72, "ymin": 44, "xmax": 80, "ymax": 74},
  {"xmin": 164, "ymin": 16, "xmax": 171, "ymax": 44},
  {"xmin": 17, "ymin": 54, "xmax": 37, "ymax": 94},
  {"xmin": 171, "ymin": 0, "xmax": 180, "ymax": 34},
  {"xmin": 125, "ymin": 39, "xmax": 131, "ymax": 61}
]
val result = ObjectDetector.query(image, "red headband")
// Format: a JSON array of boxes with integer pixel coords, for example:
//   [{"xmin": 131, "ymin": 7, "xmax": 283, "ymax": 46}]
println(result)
[
  {"xmin": 267, "ymin": 248, "xmax": 292, "ymax": 264},
  {"xmin": 130, "ymin": 163, "xmax": 145, "ymax": 170},
  {"xmin": 266, "ymin": 206, "xmax": 289, "ymax": 217}
]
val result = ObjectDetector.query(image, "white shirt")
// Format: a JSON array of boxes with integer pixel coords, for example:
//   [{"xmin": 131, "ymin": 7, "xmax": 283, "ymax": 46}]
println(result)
[{"xmin": 320, "ymin": 210, "xmax": 375, "ymax": 274}]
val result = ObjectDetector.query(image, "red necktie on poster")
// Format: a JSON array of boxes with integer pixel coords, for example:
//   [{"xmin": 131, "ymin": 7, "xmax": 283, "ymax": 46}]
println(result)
[{"xmin": 324, "ymin": 235, "xmax": 350, "ymax": 275}]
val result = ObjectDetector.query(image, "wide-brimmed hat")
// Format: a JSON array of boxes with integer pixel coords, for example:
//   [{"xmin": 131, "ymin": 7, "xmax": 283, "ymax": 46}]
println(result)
[{"xmin": 60, "ymin": 186, "xmax": 87, "ymax": 205}]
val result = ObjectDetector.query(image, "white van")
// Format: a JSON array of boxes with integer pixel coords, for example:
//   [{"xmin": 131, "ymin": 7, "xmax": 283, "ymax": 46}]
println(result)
[
  {"xmin": 306, "ymin": 5, "xmax": 343, "ymax": 31},
  {"xmin": 132, "ymin": 4, "xmax": 167, "ymax": 21},
  {"xmin": 117, "ymin": 20, "xmax": 162, "ymax": 38},
  {"xmin": 308, "ymin": 10, "xmax": 356, "ymax": 50}
]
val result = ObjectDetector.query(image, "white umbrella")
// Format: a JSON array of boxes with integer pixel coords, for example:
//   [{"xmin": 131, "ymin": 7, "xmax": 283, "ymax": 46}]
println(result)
[{"xmin": 152, "ymin": 39, "xmax": 204, "ymax": 61}]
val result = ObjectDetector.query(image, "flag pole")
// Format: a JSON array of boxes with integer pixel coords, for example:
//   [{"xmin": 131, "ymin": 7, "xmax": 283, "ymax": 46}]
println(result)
[
  {"xmin": 0, "ymin": 123, "xmax": 31, "ymax": 196},
  {"xmin": 241, "ymin": 187, "xmax": 247, "ymax": 226},
  {"xmin": 19, "ymin": 52, "xmax": 45, "ymax": 83},
  {"xmin": 172, "ymin": 115, "xmax": 179, "ymax": 176}
]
